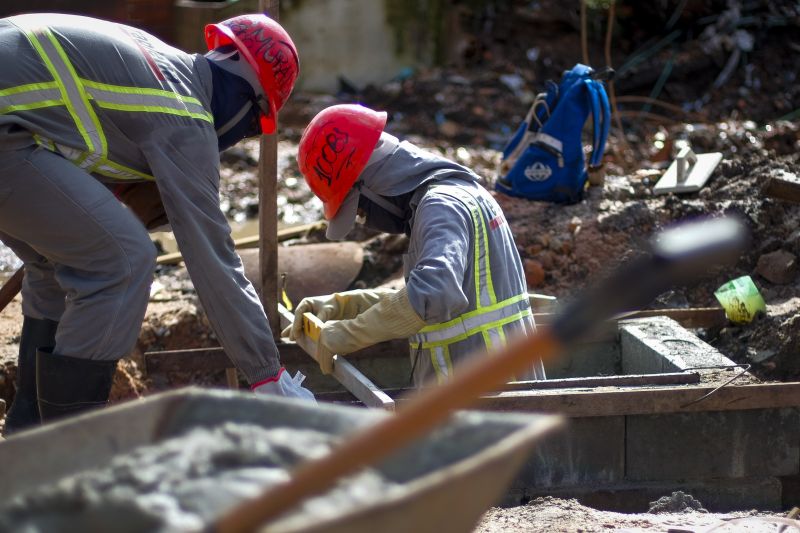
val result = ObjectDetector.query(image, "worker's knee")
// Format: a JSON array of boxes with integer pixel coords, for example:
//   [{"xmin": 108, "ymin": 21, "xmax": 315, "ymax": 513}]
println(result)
[{"xmin": 122, "ymin": 231, "xmax": 157, "ymax": 287}]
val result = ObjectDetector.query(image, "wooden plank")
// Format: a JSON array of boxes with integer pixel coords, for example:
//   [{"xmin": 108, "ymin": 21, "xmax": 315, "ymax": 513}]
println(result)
[
  {"xmin": 155, "ymin": 224, "xmax": 323, "ymax": 265},
  {"xmin": 763, "ymin": 173, "xmax": 800, "ymax": 204},
  {"xmin": 142, "ymin": 340, "xmax": 409, "ymax": 375},
  {"xmin": 225, "ymin": 368, "xmax": 240, "ymax": 390},
  {"xmin": 143, "ymin": 347, "xmax": 232, "ymax": 375},
  {"xmin": 503, "ymin": 371, "xmax": 700, "ymax": 391},
  {"xmin": 277, "ymin": 304, "xmax": 395, "ymax": 410},
  {"xmin": 478, "ymin": 382, "xmax": 800, "ymax": 417},
  {"xmin": 533, "ymin": 307, "xmax": 727, "ymax": 331}
]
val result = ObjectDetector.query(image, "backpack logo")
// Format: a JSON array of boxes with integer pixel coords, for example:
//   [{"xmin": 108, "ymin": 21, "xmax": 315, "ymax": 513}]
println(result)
[{"xmin": 524, "ymin": 162, "xmax": 552, "ymax": 181}]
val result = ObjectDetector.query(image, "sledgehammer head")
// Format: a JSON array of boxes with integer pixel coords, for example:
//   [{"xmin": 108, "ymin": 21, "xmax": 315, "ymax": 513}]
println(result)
[{"xmin": 552, "ymin": 215, "xmax": 749, "ymax": 344}]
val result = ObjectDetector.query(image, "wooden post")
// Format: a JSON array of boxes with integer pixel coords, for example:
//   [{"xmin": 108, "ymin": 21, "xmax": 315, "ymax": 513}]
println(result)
[{"xmin": 258, "ymin": 0, "xmax": 281, "ymax": 337}]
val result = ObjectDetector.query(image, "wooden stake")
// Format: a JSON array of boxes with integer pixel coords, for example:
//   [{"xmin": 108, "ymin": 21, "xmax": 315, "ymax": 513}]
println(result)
[
  {"xmin": 0, "ymin": 267, "xmax": 23, "ymax": 314},
  {"xmin": 258, "ymin": 0, "xmax": 281, "ymax": 337}
]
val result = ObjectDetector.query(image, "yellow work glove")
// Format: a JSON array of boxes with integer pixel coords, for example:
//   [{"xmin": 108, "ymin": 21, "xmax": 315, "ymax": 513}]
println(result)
[
  {"xmin": 315, "ymin": 286, "xmax": 426, "ymax": 374},
  {"xmin": 282, "ymin": 289, "xmax": 391, "ymax": 341}
]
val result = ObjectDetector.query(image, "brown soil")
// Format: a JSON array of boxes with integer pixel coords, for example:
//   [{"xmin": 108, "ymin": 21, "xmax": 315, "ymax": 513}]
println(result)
[{"xmin": 476, "ymin": 496, "xmax": 793, "ymax": 532}]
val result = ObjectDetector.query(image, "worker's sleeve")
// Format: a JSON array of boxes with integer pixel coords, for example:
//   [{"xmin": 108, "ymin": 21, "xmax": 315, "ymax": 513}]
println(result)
[
  {"xmin": 405, "ymin": 195, "xmax": 471, "ymax": 324},
  {"xmin": 141, "ymin": 127, "xmax": 281, "ymax": 384}
]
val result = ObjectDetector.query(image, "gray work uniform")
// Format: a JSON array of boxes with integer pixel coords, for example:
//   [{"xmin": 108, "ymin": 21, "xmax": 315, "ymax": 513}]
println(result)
[
  {"xmin": 0, "ymin": 14, "xmax": 279, "ymax": 382},
  {"xmin": 405, "ymin": 179, "xmax": 545, "ymax": 386},
  {"xmin": 357, "ymin": 139, "xmax": 545, "ymax": 387}
]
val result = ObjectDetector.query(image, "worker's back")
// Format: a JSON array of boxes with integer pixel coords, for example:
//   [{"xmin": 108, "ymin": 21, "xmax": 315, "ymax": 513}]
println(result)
[
  {"xmin": 405, "ymin": 178, "xmax": 541, "ymax": 386},
  {"xmin": 0, "ymin": 13, "xmax": 214, "ymax": 182}
]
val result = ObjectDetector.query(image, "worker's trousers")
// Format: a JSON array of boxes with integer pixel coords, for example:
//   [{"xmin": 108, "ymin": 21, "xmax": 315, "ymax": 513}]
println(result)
[{"xmin": 0, "ymin": 144, "xmax": 155, "ymax": 361}]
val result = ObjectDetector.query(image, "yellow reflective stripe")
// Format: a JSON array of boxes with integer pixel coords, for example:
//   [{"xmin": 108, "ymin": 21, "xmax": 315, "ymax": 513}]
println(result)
[
  {"xmin": 21, "ymin": 28, "xmax": 92, "ymax": 151},
  {"xmin": 474, "ymin": 201, "xmax": 497, "ymax": 305},
  {"xmin": 430, "ymin": 345, "xmax": 453, "ymax": 385},
  {"xmin": 0, "ymin": 81, "xmax": 59, "ymax": 96},
  {"xmin": 481, "ymin": 326, "xmax": 507, "ymax": 352},
  {"xmin": 81, "ymin": 79, "xmax": 203, "ymax": 105},
  {"xmin": 83, "ymin": 79, "xmax": 212, "ymax": 123},
  {"xmin": 96, "ymin": 160, "xmax": 154, "ymax": 181},
  {"xmin": 438, "ymin": 185, "xmax": 496, "ymax": 308},
  {"xmin": 33, "ymin": 134, "xmax": 56, "ymax": 151},
  {"xmin": 418, "ymin": 293, "xmax": 528, "ymax": 334},
  {"xmin": 0, "ymin": 100, "xmax": 62, "ymax": 114},
  {"xmin": 94, "ymin": 101, "xmax": 213, "ymax": 123},
  {"xmin": 413, "ymin": 309, "xmax": 530, "ymax": 350},
  {"xmin": 476, "ymin": 199, "xmax": 498, "ymax": 306},
  {"xmin": 469, "ymin": 200, "xmax": 483, "ymax": 305},
  {"xmin": 36, "ymin": 30, "xmax": 99, "ymax": 154},
  {"xmin": 44, "ymin": 30, "xmax": 108, "ymax": 169}
]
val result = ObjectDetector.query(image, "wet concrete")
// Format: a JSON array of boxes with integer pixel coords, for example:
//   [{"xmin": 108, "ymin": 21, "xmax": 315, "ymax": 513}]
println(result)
[{"xmin": 0, "ymin": 423, "xmax": 401, "ymax": 532}]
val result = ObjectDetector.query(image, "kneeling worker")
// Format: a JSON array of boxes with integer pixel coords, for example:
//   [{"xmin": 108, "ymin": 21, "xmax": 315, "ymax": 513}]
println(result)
[{"xmin": 287, "ymin": 104, "xmax": 546, "ymax": 386}]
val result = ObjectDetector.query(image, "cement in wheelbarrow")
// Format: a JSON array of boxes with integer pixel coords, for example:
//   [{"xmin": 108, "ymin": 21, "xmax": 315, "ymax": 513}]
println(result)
[{"xmin": 0, "ymin": 388, "xmax": 561, "ymax": 533}]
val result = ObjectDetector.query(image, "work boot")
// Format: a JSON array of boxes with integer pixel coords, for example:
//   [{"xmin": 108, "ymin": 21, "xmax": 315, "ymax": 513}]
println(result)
[
  {"xmin": 36, "ymin": 348, "xmax": 117, "ymax": 423},
  {"xmin": 3, "ymin": 316, "xmax": 58, "ymax": 435}
]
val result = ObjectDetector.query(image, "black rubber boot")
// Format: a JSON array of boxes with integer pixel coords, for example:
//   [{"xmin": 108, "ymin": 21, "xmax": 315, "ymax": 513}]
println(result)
[
  {"xmin": 3, "ymin": 316, "xmax": 58, "ymax": 435},
  {"xmin": 36, "ymin": 348, "xmax": 117, "ymax": 423}
]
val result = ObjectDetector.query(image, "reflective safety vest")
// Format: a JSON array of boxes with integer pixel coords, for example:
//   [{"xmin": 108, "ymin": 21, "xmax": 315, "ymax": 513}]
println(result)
[
  {"xmin": 0, "ymin": 14, "xmax": 213, "ymax": 181},
  {"xmin": 408, "ymin": 185, "xmax": 539, "ymax": 385}
]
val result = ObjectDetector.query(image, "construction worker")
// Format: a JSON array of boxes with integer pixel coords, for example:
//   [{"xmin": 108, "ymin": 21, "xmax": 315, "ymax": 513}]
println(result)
[
  {"xmin": 287, "ymin": 104, "xmax": 546, "ymax": 386},
  {"xmin": 0, "ymin": 12, "xmax": 314, "ymax": 435}
]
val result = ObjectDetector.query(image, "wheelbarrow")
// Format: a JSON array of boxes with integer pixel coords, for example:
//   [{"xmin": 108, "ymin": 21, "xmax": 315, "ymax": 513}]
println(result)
[{"xmin": 0, "ymin": 388, "xmax": 561, "ymax": 533}]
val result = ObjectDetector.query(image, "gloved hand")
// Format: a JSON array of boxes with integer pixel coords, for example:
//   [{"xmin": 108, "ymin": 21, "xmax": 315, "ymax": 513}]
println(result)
[
  {"xmin": 115, "ymin": 182, "xmax": 170, "ymax": 232},
  {"xmin": 315, "ymin": 286, "xmax": 426, "ymax": 374},
  {"xmin": 282, "ymin": 289, "xmax": 392, "ymax": 341},
  {"xmin": 251, "ymin": 367, "xmax": 316, "ymax": 403}
]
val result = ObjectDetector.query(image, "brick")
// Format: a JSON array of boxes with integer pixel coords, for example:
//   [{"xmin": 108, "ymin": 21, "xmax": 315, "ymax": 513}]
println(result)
[
  {"xmin": 626, "ymin": 408, "xmax": 800, "ymax": 481},
  {"xmin": 510, "ymin": 416, "xmax": 624, "ymax": 492}
]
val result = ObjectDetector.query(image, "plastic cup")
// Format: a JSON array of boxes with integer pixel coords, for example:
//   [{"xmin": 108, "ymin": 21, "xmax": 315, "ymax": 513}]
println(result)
[{"xmin": 714, "ymin": 275, "xmax": 766, "ymax": 324}]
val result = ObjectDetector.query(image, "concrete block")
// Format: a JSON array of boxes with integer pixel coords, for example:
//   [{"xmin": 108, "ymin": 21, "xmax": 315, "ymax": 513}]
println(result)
[
  {"xmin": 510, "ymin": 416, "xmax": 625, "ymax": 492},
  {"xmin": 621, "ymin": 316, "xmax": 736, "ymax": 374},
  {"xmin": 511, "ymin": 477, "xmax": 783, "ymax": 512},
  {"xmin": 781, "ymin": 474, "xmax": 800, "ymax": 509},
  {"xmin": 626, "ymin": 408, "xmax": 800, "ymax": 481},
  {"xmin": 545, "ymin": 341, "xmax": 620, "ymax": 379}
]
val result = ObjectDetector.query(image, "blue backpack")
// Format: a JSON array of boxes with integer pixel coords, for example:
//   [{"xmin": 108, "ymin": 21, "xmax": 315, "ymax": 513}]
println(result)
[{"xmin": 495, "ymin": 64, "xmax": 611, "ymax": 204}]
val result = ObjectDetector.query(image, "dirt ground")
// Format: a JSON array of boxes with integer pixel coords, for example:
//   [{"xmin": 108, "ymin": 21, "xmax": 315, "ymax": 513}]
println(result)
[{"xmin": 1, "ymin": 0, "xmax": 800, "ymax": 530}]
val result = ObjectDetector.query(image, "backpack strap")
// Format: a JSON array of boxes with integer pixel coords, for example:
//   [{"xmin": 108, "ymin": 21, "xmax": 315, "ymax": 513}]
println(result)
[{"xmin": 585, "ymin": 79, "xmax": 611, "ymax": 168}]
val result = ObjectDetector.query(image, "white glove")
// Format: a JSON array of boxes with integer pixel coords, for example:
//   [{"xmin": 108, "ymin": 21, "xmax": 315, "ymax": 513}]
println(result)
[
  {"xmin": 251, "ymin": 368, "xmax": 316, "ymax": 403},
  {"xmin": 315, "ymin": 286, "xmax": 426, "ymax": 374},
  {"xmin": 282, "ymin": 289, "xmax": 391, "ymax": 341}
]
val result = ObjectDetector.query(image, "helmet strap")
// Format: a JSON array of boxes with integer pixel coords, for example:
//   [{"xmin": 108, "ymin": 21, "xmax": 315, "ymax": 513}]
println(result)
[
  {"xmin": 216, "ymin": 100, "xmax": 254, "ymax": 137},
  {"xmin": 357, "ymin": 182, "xmax": 406, "ymax": 218}
]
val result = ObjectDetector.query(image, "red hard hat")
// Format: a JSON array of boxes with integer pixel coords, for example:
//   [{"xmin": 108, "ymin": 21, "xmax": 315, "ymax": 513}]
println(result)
[
  {"xmin": 205, "ymin": 14, "xmax": 299, "ymax": 134},
  {"xmin": 297, "ymin": 104, "xmax": 387, "ymax": 220}
]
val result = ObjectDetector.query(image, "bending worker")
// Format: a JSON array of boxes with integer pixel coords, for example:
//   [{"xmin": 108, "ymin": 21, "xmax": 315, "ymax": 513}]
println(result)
[
  {"xmin": 287, "ymin": 104, "xmax": 546, "ymax": 386},
  {"xmin": 0, "ymin": 12, "xmax": 314, "ymax": 435}
]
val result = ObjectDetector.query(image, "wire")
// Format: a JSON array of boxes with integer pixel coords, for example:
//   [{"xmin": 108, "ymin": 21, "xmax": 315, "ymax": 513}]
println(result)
[{"xmin": 679, "ymin": 363, "xmax": 752, "ymax": 408}]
